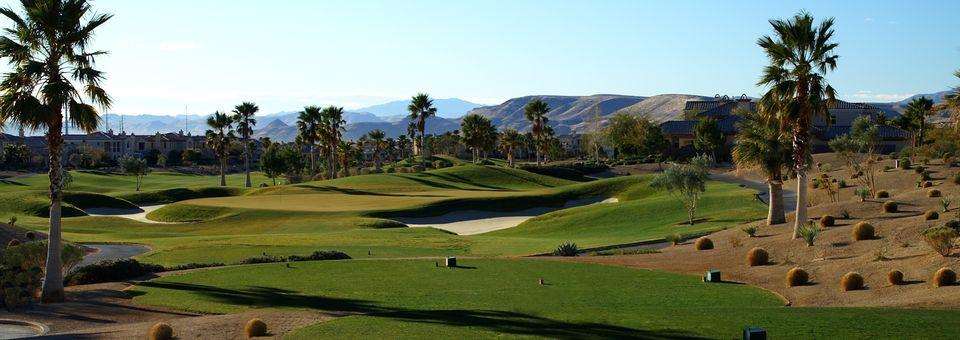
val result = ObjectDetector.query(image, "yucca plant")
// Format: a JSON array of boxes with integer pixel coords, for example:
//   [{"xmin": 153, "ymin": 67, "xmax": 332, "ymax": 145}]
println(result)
[
  {"xmin": 854, "ymin": 187, "xmax": 871, "ymax": 202},
  {"xmin": 553, "ymin": 242, "xmax": 579, "ymax": 257},
  {"xmin": 741, "ymin": 225, "xmax": 759, "ymax": 237},
  {"xmin": 942, "ymin": 197, "xmax": 952, "ymax": 213},
  {"xmin": 798, "ymin": 222, "xmax": 821, "ymax": 247}
]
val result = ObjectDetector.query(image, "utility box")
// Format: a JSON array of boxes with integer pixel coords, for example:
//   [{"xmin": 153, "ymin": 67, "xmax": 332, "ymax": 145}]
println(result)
[
  {"xmin": 743, "ymin": 327, "xmax": 766, "ymax": 340},
  {"xmin": 704, "ymin": 270, "xmax": 721, "ymax": 283},
  {"xmin": 445, "ymin": 257, "xmax": 457, "ymax": 267}
]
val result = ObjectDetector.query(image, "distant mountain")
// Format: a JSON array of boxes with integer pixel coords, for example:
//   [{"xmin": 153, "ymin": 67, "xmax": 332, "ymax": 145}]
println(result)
[
  {"xmin": 868, "ymin": 90, "xmax": 953, "ymax": 121},
  {"xmin": 355, "ymin": 98, "xmax": 485, "ymax": 119},
  {"xmin": 252, "ymin": 116, "xmax": 462, "ymax": 142},
  {"xmin": 612, "ymin": 94, "xmax": 713, "ymax": 122},
  {"xmin": 465, "ymin": 95, "xmax": 646, "ymax": 135}
]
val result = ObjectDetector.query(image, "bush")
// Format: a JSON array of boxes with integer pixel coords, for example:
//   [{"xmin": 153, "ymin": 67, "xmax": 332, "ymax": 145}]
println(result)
[
  {"xmin": 947, "ymin": 220, "xmax": 960, "ymax": 230},
  {"xmin": 874, "ymin": 190, "xmax": 889, "ymax": 199},
  {"xmin": 665, "ymin": 233, "xmax": 682, "ymax": 245},
  {"xmin": 798, "ymin": 223, "xmax": 820, "ymax": 247},
  {"xmin": 914, "ymin": 165, "xmax": 925, "ymax": 174},
  {"xmin": 164, "ymin": 262, "xmax": 225, "ymax": 271},
  {"xmin": 66, "ymin": 259, "xmax": 165, "ymax": 285},
  {"xmin": 746, "ymin": 247, "xmax": 769, "ymax": 266},
  {"xmin": 921, "ymin": 180, "xmax": 933, "ymax": 188},
  {"xmin": 740, "ymin": 225, "xmax": 758, "ymax": 237},
  {"xmin": 245, "ymin": 318, "xmax": 268, "ymax": 337},
  {"xmin": 928, "ymin": 189, "xmax": 941, "ymax": 197},
  {"xmin": 694, "ymin": 237, "xmax": 714, "ymax": 250},
  {"xmin": 839, "ymin": 208, "xmax": 851, "ymax": 219},
  {"xmin": 933, "ymin": 268, "xmax": 957, "ymax": 287},
  {"xmin": 24, "ymin": 231, "xmax": 35, "ymax": 240},
  {"xmin": 553, "ymin": 242, "xmax": 579, "ymax": 256},
  {"xmin": 840, "ymin": 272, "xmax": 865, "ymax": 291},
  {"xmin": 7, "ymin": 239, "xmax": 20, "ymax": 247},
  {"xmin": 852, "ymin": 222, "xmax": 875, "ymax": 241},
  {"xmin": 882, "ymin": 201, "xmax": 898, "ymax": 213},
  {"xmin": 854, "ymin": 187, "xmax": 870, "ymax": 201},
  {"xmin": 955, "ymin": 172, "xmax": 960, "ymax": 185},
  {"xmin": 150, "ymin": 322, "xmax": 174, "ymax": 340},
  {"xmin": 923, "ymin": 226, "xmax": 957, "ymax": 257},
  {"xmin": 887, "ymin": 270, "xmax": 904, "ymax": 285},
  {"xmin": 898, "ymin": 158, "xmax": 911, "ymax": 169},
  {"xmin": 237, "ymin": 250, "xmax": 352, "ymax": 265},
  {"xmin": 819, "ymin": 215, "xmax": 835, "ymax": 228},
  {"xmin": 925, "ymin": 210, "xmax": 940, "ymax": 221},
  {"xmin": 785, "ymin": 267, "xmax": 809, "ymax": 287}
]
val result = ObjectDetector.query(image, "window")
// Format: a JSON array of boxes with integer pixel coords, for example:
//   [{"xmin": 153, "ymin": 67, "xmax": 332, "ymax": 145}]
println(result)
[{"xmin": 138, "ymin": 142, "xmax": 145, "ymax": 151}]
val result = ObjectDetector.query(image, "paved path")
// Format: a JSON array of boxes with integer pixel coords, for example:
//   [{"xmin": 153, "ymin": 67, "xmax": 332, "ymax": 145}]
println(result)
[
  {"xmin": 79, "ymin": 244, "xmax": 151, "ymax": 267},
  {"xmin": 395, "ymin": 197, "xmax": 618, "ymax": 235},
  {"xmin": 711, "ymin": 173, "xmax": 797, "ymax": 212}
]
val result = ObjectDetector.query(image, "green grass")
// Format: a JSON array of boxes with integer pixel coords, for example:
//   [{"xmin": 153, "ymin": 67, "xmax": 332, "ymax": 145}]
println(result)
[
  {"xmin": 130, "ymin": 259, "xmax": 960, "ymax": 339},
  {"xmin": 0, "ymin": 170, "xmax": 270, "ymax": 194}
]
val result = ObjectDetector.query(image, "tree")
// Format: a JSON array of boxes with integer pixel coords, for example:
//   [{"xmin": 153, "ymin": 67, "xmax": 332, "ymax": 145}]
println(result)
[
  {"xmin": 903, "ymin": 96, "xmax": 933, "ymax": 147},
  {"xmin": 461, "ymin": 114, "xmax": 496, "ymax": 163},
  {"xmin": 693, "ymin": 117, "xmax": 723, "ymax": 160},
  {"xmin": 321, "ymin": 106, "xmax": 345, "ymax": 179},
  {"xmin": 407, "ymin": 93, "xmax": 437, "ymax": 162},
  {"xmin": 641, "ymin": 124, "xmax": 670, "ymax": 167},
  {"xmin": 182, "ymin": 148, "xmax": 201, "ymax": 166},
  {"xmin": 366, "ymin": 129, "xmax": 387, "ymax": 172},
  {"xmin": 0, "ymin": 0, "xmax": 112, "ymax": 303},
  {"xmin": 119, "ymin": 156, "xmax": 149, "ymax": 191},
  {"xmin": 524, "ymin": 99, "xmax": 550, "ymax": 166},
  {"xmin": 499, "ymin": 129, "xmax": 522, "ymax": 167},
  {"xmin": 232, "ymin": 102, "xmax": 258, "ymax": 187},
  {"xmin": 2, "ymin": 143, "xmax": 29, "ymax": 165},
  {"xmin": 938, "ymin": 70, "xmax": 960, "ymax": 127},
  {"xmin": 649, "ymin": 155, "xmax": 712, "ymax": 225},
  {"xmin": 259, "ymin": 143, "xmax": 285, "ymax": 186},
  {"xmin": 757, "ymin": 11, "xmax": 838, "ymax": 239},
  {"xmin": 733, "ymin": 109, "xmax": 792, "ymax": 225},
  {"xmin": 205, "ymin": 111, "xmax": 235, "ymax": 186},
  {"xmin": 296, "ymin": 106, "xmax": 321, "ymax": 177},
  {"xmin": 605, "ymin": 113, "xmax": 645, "ymax": 158},
  {"xmin": 829, "ymin": 115, "xmax": 880, "ymax": 196}
]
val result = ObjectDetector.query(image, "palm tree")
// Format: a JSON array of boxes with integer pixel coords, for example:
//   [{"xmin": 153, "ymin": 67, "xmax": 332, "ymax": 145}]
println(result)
[
  {"xmin": 0, "ymin": 0, "xmax": 112, "ymax": 303},
  {"xmin": 296, "ymin": 106, "xmax": 321, "ymax": 176},
  {"xmin": 205, "ymin": 111, "xmax": 235, "ymax": 186},
  {"xmin": 461, "ymin": 114, "xmax": 493, "ymax": 163},
  {"xmin": 397, "ymin": 134, "xmax": 411, "ymax": 160},
  {"xmin": 524, "ymin": 99, "xmax": 550, "ymax": 166},
  {"xmin": 940, "ymin": 70, "xmax": 960, "ymax": 125},
  {"xmin": 366, "ymin": 129, "xmax": 387, "ymax": 172},
  {"xmin": 499, "ymin": 129, "xmax": 522, "ymax": 167},
  {"xmin": 407, "ymin": 93, "xmax": 437, "ymax": 162},
  {"xmin": 904, "ymin": 96, "xmax": 933, "ymax": 147},
  {"xmin": 232, "ymin": 102, "xmax": 258, "ymax": 187},
  {"xmin": 321, "ymin": 106, "xmax": 345, "ymax": 179},
  {"xmin": 757, "ymin": 11, "xmax": 838, "ymax": 239},
  {"xmin": 733, "ymin": 110, "xmax": 792, "ymax": 225}
]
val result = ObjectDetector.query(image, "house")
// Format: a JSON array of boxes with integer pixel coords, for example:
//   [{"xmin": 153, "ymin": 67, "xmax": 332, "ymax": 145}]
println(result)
[{"xmin": 661, "ymin": 94, "xmax": 911, "ymax": 156}]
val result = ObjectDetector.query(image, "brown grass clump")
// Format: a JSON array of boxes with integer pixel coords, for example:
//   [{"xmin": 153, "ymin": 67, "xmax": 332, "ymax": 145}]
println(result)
[
  {"xmin": 694, "ymin": 237, "xmax": 714, "ymax": 250},
  {"xmin": 840, "ymin": 272, "xmax": 865, "ymax": 291},
  {"xmin": 245, "ymin": 318, "xmax": 268, "ymax": 337},
  {"xmin": 934, "ymin": 268, "xmax": 957, "ymax": 287},
  {"xmin": 852, "ymin": 222, "xmax": 875, "ymax": 241},
  {"xmin": 887, "ymin": 270, "xmax": 904, "ymax": 285},
  {"xmin": 928, "ymin": 189, "xmax": 942, "ymax": 197},
  {"xmin": 819, "ymin": 215, "xmax": 835, "ymax": 228},
  {"xmin": 924, "ymin": 210, "xmax": 940, "ymax": 221},
  {"xmin": 746, "ymin": 247, "xmax": 769, "ymax": 266},
  {"xmin": 882, "ymin": 201, "xmax": 898, "ymax": 213},
  {"xmin": 785, "ymin": 267, "xmax": 809, "ymax": 287},
  {"xmin": 922, "ymin": 181, "xmax": 933, "ymax": 188},
  {"xmin": 875, "ymin": 190, "xmax": 889, "ymax": 199},
  {"xmin": 149, "ymin": 323, "xmax": 173, "ymax": 340}
]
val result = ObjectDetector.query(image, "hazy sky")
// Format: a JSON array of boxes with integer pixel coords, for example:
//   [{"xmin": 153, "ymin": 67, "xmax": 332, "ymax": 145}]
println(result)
[{"xmin": 1, "ymin": 0, "xmax": 959, "ymax": 116}]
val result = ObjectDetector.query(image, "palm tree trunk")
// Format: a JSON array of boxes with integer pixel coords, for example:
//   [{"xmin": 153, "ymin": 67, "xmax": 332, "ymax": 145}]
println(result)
[
  {"xmin": 220, "ymin": 157, "xmax": 226, "ymax": 186},
  {"xmin": 309, "ymin": 144, "xmax": 315, "ymax": 177},
  {"xmin": 767, "ymin": 179, "xmax": 786, "ymax": 225},
  {"xmin": 330, "ymin": 145, "xmax": 337, "ymax": 179},
  {"xmin": 243, "ymin": 137, "xmax": 251, "ymax": 188},
  {"xmin": 41, "ymin": 131, "xmax": 65, "ymax": 303},
  {"xmin": 793, "ymin": 169, "xmax": 807, "ymax": 238}
]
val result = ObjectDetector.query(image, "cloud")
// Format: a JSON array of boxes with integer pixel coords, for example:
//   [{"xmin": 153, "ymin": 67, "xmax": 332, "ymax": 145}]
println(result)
[
  {"xmin": 157, "ymin": 41, "xmax": 203, "ymax": 52},
  {"xmin": 863, "ymin": 17, "xmax": 874, "ymax": 22},
  {"xmin": 844, "ymin": 90, "xmax": 911, "ymax": 102}
]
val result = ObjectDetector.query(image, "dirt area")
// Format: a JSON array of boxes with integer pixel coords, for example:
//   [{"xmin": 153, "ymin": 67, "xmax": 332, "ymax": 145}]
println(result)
[{"xmin": 563, "ymin": 154, "xmax": 960, "ymax": 308}]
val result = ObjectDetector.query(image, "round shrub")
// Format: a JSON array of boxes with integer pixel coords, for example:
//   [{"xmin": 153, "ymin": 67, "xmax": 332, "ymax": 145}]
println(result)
[
  {"xmin": 24, "ymin": 231, "xmax": 35, "ymax": 240},
  {"xmin": 882, "ymin": 201, "xmax": 898, "ymax": 213},
  {"xmin": 898, "ymin": 158, "xmax": 911, "ymax": 169},
  {"xmin": 746, "ymin": 247, "xmax": 769, "ymax": 266},
  {"xmin": 922, "ymin": 181, "xmax": 933, "ymax": 188},
  {"xmin": 819, "ymin": 215, "xmax": 835, "ymax": 228},
  {"xmin": 954, "ymin": 172, "xmax": 960, "ymax": 185},
  {"xmin": 785, "ymin": 267, "xmax": 809, "ymax": 287},
  {"xmin": 875, "ymin": 190, "xmax": 889, "ymax": 199},
  {"xmin": 934, "ymin": 268, "xmax": 957, "ymax": 288},
  {"xmin": 887, "ymin": 270, "xmax": 904, "ymax": 285},
  {"xmin": 149, "ymin": 323, "xmax": 173, "ymax": 340},
  {"xmin": 840, "ymin": 272, "xmax": 865, "ymax": 291},
  {"xmin": 7, "ymin": 239, "xmax": 20, "ymax": 247},
  {"xmin": 245, "ymin": 318, "xmax": 268, "ymax": 337},
  {"xmin": 947, "ymin": 220, "xmax": 960, "ymax": 231},
  {"xmin": 928, "ymin": 189, "xmax": 941, "ymax": 197},
  {"xmin": 914, "ymin": 165, "xmax": 925, "ymax": 174},
  {"xmin": 694, "ymin": 237, "xmax": 714, "ymax": 250},
  {"xmin": 925, "ymin": 210, "xmax": 939, "ymax": 221},
  {"xmin": 852, "ymin": 222, "xmax": 875, "ymax": 241}
]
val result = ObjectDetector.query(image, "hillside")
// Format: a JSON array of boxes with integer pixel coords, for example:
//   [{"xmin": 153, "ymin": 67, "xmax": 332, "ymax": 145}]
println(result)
[
  {"xmin": 356, "ymin": 98, "xmax": 484, "ymax": 119},
  {"xmin": 465, "ymin": 94, "xmax": 646, "ymax": 134},
  {"xmin": 611, "ymin": 94, "xmax": 712, "ymax": 122},
  {"xmin": 253, "ymin": 116, "xmax": 463, "ymax": 142}
]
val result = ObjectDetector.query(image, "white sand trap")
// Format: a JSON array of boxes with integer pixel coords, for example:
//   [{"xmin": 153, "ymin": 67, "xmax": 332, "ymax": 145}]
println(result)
[
  {"xmin": 395, "ymin": 197, "xmax": 618, "ymax": 235},
  {"xmin": 85, "ymin": 204, "xmax": 175, "ymax": 224}
]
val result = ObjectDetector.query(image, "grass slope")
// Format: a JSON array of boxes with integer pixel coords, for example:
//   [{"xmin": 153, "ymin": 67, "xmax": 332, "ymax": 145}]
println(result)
[{"xmin": 130, "ymin": 259, "xmax": 960, "ymax": 339}]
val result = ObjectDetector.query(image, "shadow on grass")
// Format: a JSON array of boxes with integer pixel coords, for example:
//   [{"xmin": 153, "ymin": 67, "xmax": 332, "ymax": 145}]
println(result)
[{"xmin": 134, "ymin": 282, "xmax": 705, "ymax": 339}]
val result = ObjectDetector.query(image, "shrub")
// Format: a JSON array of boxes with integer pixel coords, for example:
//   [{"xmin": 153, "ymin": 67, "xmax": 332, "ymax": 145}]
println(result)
[
  {"xmin": 412, "ymin": 165, "xmax": 426, "ymax": 172},
  {"xmin": 874, "ymin": 190, "xmax": 889, "ymax": 199},
  {"xmin": 898, "ymin": 158, "xmax": 911, "ymax": 169},
  {"xmin": 740, "ymin": 225, "xmax": 758, "ymax": 237},
  {"xmin": 819, "ymin": 215, "xmax": 835, "ymax": 228},
  {"xmin": 921, "ymin": 171, "xmax": 932, "ymax": 181},
  {"xmin": 149, "ymin": 322, "xmax": 174, "ymax": 340},
  {"xmin": 839, "ymin": 208, "xmax": 851, "ymax": 219},
  {"xmin": 694, "ymin": 237, "xmax": 714, "ymax": 250},
  {"xmin": 852, "ymin": 222, "xmax": 875, "ymax": 241},
  {"xmin": 947, "ymin": 220, "xmax": 960, "ymax": 232},
  {"xmin": 24, "ymin": 231, "xmax": 35, "ymax": 241},
  {"xmin": 285, "ymin": 250, "xmax": 352, "ymax": 262},
  {"xmin": 7, "ymin": 239, "xmax": 20, "ymax": 247},
  {"xmin": 933, "ymin": 268, "xmax": 957, "ymax": 287},
  {"xmin": 164, "ymin": 262, "xmax": 225, "ymax": 271},
  {"xmin": 955, "ymin": 172, "xmax": 960, "ymax": 185},
  {"xmin": 854, "ymin": 187, "xmax": 870, "ymax": 202},
  {"xmin": 840, "ymin": 272, "xmax": 865, "ymax": 291},
  {"xmin": 553, "ymin": 242, "xmax": 579, "ymax": 256},
  {"xmin": 923, "ymin": 226, "xmax": 957, "ymax": 257},
  {"xmin": 66, "ymin": 259, "xmax": 165, "ymax": 285},
  {"xmin": 245, "ymin": 318, "xmax": 268, "ymax": 337},
  {"xmin": 928, "ymin": 189, "xmax": 941, "ymax": 197},
  {"xmin": 921, "ymin": 180, "xmax": 933, "ymax": 188},
  {"xmin": 665, "ymin": 233, "xmax": 682, "ymax": 245},
  {"xmin": 914, "ymin": 165, "xmax": 925, "ymax": 174},
  {"xmin": 882, "ymin": 201, "xmax": 898, "ymax": 213},
  {"xmin": 942, "ymin": 197, "xmax": 953, "ymax": 212},
  {"xmin": 887, "ymin": 270, "xmax": 904, "ymax": 285},
  {"xmin": 798, "ymin": 223, "xmax": 820, "ymax": 247},
  {"xmin": 746, "ymin": 247, "xmax": 769, "ymax": 266},
  {"xmin": 925, "ymin": 210, "xmax": 940, "ymax": 221},
  {"xmin": 785, "ymin": 267, "xmax": 809, "ymax": 287}
]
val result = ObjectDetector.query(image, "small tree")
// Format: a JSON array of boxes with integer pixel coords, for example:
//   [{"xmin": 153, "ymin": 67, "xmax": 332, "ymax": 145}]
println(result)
[
  {"xmin": 650, "ymin": 155, "xmax": 712, "ymax": 225},
  {"xmin": 119, "ymin": 156, "xmax": 149, "ymax": 191},
  {"xmin": 830, "ymin": 116, "xmax": 881, "ymax": 196},
  {"xmin": 694, "ymin": 118, "xmax": 724, "ymax": 160},
  {"xmin": 259, "ymin": 144, "xmax": 285, "ymax": 185}
]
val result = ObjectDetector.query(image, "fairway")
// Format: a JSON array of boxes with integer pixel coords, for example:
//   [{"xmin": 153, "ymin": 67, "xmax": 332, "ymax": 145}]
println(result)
[{"xmin": 130, "ymin": 259, "xmax": 960, "ymax": 339}]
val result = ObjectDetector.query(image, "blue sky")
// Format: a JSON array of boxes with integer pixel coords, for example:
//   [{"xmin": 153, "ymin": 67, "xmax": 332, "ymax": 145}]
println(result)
[{"xmin": 2, "ymin": 0, "xmax": 959, "ymax": 115}]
